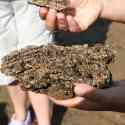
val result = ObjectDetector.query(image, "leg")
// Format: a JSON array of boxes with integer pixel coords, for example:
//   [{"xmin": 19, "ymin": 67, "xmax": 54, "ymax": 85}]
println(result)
[
  {"xmin": 0, "ymin": 1, "xmax": 31, "ymax": 124},
  {"xmin": 11, "ymin": 1, "xmax": 53, "ymax": 124},
  {"xmin": 7, "ymin": 83, "xmax": 27, "ymax": 121},
  {"xmin": 28, "ymin": 92, "xmax": 52, "ymax": 125}
]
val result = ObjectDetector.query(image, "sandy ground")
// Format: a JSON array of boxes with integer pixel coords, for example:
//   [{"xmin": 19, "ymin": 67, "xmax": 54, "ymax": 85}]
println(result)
[{"xmin": 0, "ymin": 20, "xmax": 125, "ymax": 125}]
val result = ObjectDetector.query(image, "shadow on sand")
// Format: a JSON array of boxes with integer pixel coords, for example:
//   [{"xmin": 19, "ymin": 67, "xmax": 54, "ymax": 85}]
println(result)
[
  {"xmin": 51, "ymin": 104, "xmax": 67, "ymax": 125},
  {"xmin": 0, "ymin": 103, "xmax": 9, "ymax": 125}
]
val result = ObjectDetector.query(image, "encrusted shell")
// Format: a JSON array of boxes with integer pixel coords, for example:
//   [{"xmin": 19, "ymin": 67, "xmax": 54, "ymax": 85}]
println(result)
[
  {"xmin": 29, "ymin": 0, "xmax": 68, "ymax": 11},
  {"xmin": 0, "ymin": 44, "xmax": 115, "ymax": 99}
]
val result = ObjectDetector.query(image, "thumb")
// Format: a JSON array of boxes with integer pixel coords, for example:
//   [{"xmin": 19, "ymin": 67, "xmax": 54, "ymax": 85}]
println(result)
[
  {"xmin": 74, "ymin": 83, "xmax": 108, "ymax": 105},
  {"xmin": 74, "ymin": 83, "xmax": 96, "ymax": 97}
]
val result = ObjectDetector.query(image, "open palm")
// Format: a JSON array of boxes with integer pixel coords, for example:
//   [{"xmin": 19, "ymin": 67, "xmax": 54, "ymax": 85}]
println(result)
[{"xmin": 50, "ymin": 81, "xmax": 125, "ymax": 112}]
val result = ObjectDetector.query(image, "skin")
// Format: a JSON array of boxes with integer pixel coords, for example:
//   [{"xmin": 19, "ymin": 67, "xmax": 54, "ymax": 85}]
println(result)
[
  {"xmin": 39, "ymin": 0, "xmax": 125, "ymax": 32},
  {"xmin": 50, "ymin": 81, "xmax": 125, "ymax": 112},
  {"xmin": 39, "ymin": 0, "xmax": 125, "ymax": 112},
  {"xmin": 7, "ymin": 84, "xmax": 27, "ymax": 121},
  {"xmin": 7, "ymin": 83, "xmax": 52, "ymax": 125}
]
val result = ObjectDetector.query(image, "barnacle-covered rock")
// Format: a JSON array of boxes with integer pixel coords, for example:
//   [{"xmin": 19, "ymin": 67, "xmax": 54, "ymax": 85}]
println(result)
[
  {"xmin": 29, "ymin": 0, "xmax": 68, "ymax": 11},
  {"xmin": 0, "ymin": 44, "xmax": 115, "ymax": 99}
]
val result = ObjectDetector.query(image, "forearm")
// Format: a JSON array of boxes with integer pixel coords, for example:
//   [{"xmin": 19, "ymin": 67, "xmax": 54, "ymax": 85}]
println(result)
[
  {"xmin": 100, "ymin": 0, "xmax": 125, "ymax": 23},
  {"xmin": 93, "ymin": 84, "xmax": 125, "ymax": 112}
]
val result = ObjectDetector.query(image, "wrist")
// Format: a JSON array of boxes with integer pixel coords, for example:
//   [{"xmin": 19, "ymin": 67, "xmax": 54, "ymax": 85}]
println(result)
[{"xmin": 99, "ymin": 0, "xmax": 125, "ymax": 22}]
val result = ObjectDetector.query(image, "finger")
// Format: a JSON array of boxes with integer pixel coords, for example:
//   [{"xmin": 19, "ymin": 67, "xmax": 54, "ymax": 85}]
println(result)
[
  {"xmin": 46, "ymin": 9, "xmax": 57, "ymax": 31},
  {"xmin": 50, "ymin": 96, "xmax": 108, "ymax": 111},
  {"xmin": 74, "ymin": 83, "xmax": 110, "ymax": 105},
  {"xmin": 67, "ymin": 15, "xmax": 81, "ymax": 32},
  {"xmin": 66, "ymin": 8, "xmax": 75, "ymax": 16},
  {"xmin": 49, "ymin": 96, "xmax": 84, "ymax": 107},
  {"xmin": 68, "ymin": 0, "xmax": 76, "ymax": 8},
  {"xmin": 39, "ymin": 7, "xmax": 48, "ymax": 19},
  {"xmin": 57, "ymin": 12, "xmax": 68, "ymax": 31},
  {"xmin": 74, "ymin": 83, "xmax": 96, "ymax": 97},
  {"xmin": 62, "ymin": 0, "xmax": 76, "ymax": 16}
]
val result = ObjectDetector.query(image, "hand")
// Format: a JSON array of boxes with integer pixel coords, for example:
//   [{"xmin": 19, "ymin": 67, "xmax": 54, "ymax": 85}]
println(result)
[
  {"xmin": 39, "ymin": 0, "xmax": 103, "ymax": 32},
  {"xmin": 50, "ymin": 81, "xmax": 125, "ymax": 112}
]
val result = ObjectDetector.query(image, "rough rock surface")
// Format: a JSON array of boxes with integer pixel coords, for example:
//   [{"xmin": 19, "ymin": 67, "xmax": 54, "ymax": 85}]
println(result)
[
  {"xmin": 0, "ymin": 44, "xmax": 115, "ymax": 99},
  {"xmin": 29, "ymin": 0, "xmax": 68, "ymax": 11}
]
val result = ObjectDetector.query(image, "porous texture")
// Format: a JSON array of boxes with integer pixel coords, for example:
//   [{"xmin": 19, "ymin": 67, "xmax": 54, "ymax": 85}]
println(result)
[
  {"xmin": 0, "ymin": 44, "xmax": 115, "ymax": 99},
  {"xmin": 29, "ymin": 0, "xmax": 68, "ymax": 11}
]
